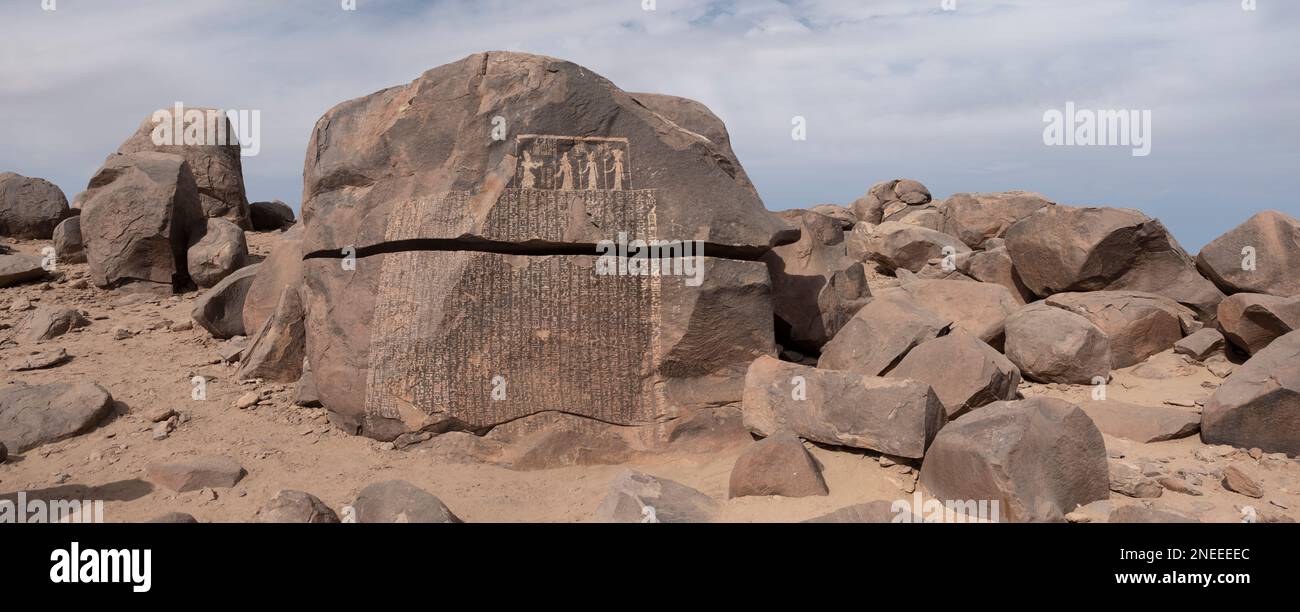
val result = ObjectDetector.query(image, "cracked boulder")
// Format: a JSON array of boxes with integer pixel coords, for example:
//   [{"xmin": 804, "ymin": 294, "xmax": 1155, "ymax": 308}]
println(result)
[
  {"xmin": 1005, "ymin": 205, "xmax": 1224, "ymax": 318},
  {"xmin": 1197, "ymin": 210, "xmax": 1300, "ymax": 297},
  {"xmin": 1004, "ymin": 302, "xmax": 1111, "ymax": 384},
  {"xmin": 940, "ymin": 191, "xmax": 1053, "ymax": 250},
  {"xmin": 1216, "ymin": 292, "xmax": 1300, "ymax": 355},
  {"xmin": 299, "ymin": 52, "xmax": 792, "ymax": 439},
  {"xmin": 818, "ymin": 291, "xmax": 951, "ymax": 376},
  {"xmin": 1044, "ymin": 291, "xmax": 1198, "ymax": 368}
]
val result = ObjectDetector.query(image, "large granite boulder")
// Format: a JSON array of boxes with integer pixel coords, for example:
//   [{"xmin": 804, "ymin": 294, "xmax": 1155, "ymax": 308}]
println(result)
[
  {"xmin": 1004, "ymin": 302, "xmax": 1112, "ymax": 384},
  {"xmin": 1197, "ymin": 210, "xmax": 1300, "ymax": 297},
  {"xmin": 299, "ymin": 52, "xmax": 792, "ymax": 438},
  {"xmin": 186, "ymin": 217, "xmax": 249, "ymax": 288},
  {"xmin": 351, "ymin": 480, "xmax": 461, "ymax": 523},
  {"xmin": 191, "ymin": 263, "xmax": 260, "ymax": 339},
  {"xmin": 860, "ymin": 221, "xmax": 970, "ymax": 273},
  {"xmin": 52, "ymin": 215, "xmax": 86, "ymax": 264},
  {"xmin": 243, "ymin": 223, "xmax": 304, "ymax": 334},
  {"xmin": 79, "ymin": 152, "xmax": 205, "ymax": 292},
  {"xmin": 1201, "ymin": 330, "xmax": 1300, "ymax": 455},
  {"xmin": 727, "ymin": 431, "xmax": 829, "ymax": 498},
  {"xmin": 940, "ymin": 191, "xmax": 1053, "ymax": 250},
  {"xmin": 0, "ymin": 172, "xmax": 72, "ymax": 239},
  {"xmin": 763, "ymin": 208, "xmax": 871, "ymax": 352},
  {"xmin": 1076, "ymin": 399, "xmax": 1200, "ymax": 443},
  {"xmin": 892, "ymin": 280, "xmax": 1019, "ymax": 347},
  {"xmin": 1216, "ymin": 293, "xmax": 1300, "ymax": 355},
  {"xmin": 818, "ymin": 291, "xmax": 951, "ymax": 376},
  {"xmin": 1005, "ymin": 205, "xmax": 1224, "ymax": 318},
  {"xmin": 1043, "ymin": 291, "xmax": 1197, "ymax": 368},
  {"xmin": 918, "ymin": 397, "xmax": 1110, "ymax": 523},
  {"xmin": 887, "ymin": 331, "xmax": 1021, "ymax": 419},
  {"xmin": 743, "ymin": 356, "xmax": 946, "ymax": 458},
  {"xmin": 957, "ymin": 244, "xmax": 1036, "ymax": 304},
  {"xmin": 0, "ymin": 382, "xmax": 115, "ymax": 453},
  {"xmin": 115, "ymin": 108, "xmax": 251, "ymax": 228}
]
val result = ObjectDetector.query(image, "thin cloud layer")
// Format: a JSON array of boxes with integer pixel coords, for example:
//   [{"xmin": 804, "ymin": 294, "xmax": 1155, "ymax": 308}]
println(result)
[{"xmin": 1, "ymin": 0, "xmax": 1297, "ymax": 249}]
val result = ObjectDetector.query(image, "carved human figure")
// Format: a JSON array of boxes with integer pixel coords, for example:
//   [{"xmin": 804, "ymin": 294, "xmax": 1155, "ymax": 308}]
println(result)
[
  {"xmin": 520, "ymin": 150, "xmax": 543, "ymax": 189},
  {"xmin": 556, "ymin": 151, "xmax": 575, "ymax": 190}
]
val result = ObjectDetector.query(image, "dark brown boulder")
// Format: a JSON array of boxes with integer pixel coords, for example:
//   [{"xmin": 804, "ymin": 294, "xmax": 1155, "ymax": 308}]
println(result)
[
  {"xmin": 1216, "ymin": 293, "xmax": 1300, "ymax": 355},
  {"xmin": 52, "ymin": 216, "xmax": 86, "ymax": 264},
  {"xmin": 1005, "ymin": 205, "xmax": 1224, "ymax": 318},
  {"xmin": 893, "ymin": 280, "xmax": 1019, "ymax": 347},
  {"xmin": 744, "ymin": 356, "xmax": 946, "ymax": 458},
  {"xmin": 957, "ymin": 245, "xmax": 1036, "ymax": 304},
  {"xmin": 728, "ymin": 431, "xmax": 829, "ymax": 498},
  {"xmin": 243, "ymin": 223, "xmax": 303, "ymax": 334},
  {"xmin": 1202, "ymin": 330, "xmax": 1300, "ymax": 455},
  {"xmin": 79, "ymin": 152, "xmax": 205, "ymax": 292},
  {"xmin": 860, "ymin": 221, "xmax": 970, "ymax": 273},
  {"xmin": 236, "ymin": 285, "xmax": 306, "ymax": 383},
  {"xmin": 249, "ymin": 200, "xmax": 296, "ymax": 231},
  {"xmin": 0, "ymin": 253, "xmax": 47, "ymax": 288},
  {"xmin": 818, "ymin": 291, "xmax": 951, "ymax": 376},
  {"xmin": 1173, "ymin": 327, "xmax": 1227, "ymax": 361},
  {"xmin": 0, "ymin": 172, "xmax": 72, "ymax": 239},
  {"xmin": 191, "ymin": 263, "xmax": 260, "ymax": 339},
  {"xmin": 1197, "ymin": 210, "xmax": 1300, "ymax": 297},
  {"xmin": 763, "ymin": 208, "xmax": 871, "ymax": 352},
  {"xmin": 352, "ymin": 480, "xmax": 461, "ymax": 523},
  {"xmin": 1004, "ymin": 302, "xmax": 1111, "ymax": 384},
  {"xmin": 299, "ymin": 52, "xmax": 790, "ymax": 438},
  {"xmin": 918, "ymin": 397, "xmax": 1109, "ymax": 523},
  {"xmin": 0, "ymin": 383, "xmax": 115, "ymax": 453},
  {"xmin": 115, "ymin": 108, "xmax": 251, "ymax": 229},
  {"xmin": 186, "ymin": 217, "xmax": 250, "ymax": 288},
  {"xmin": 940, "ymin": 191, "xmax": 1052, "ymax": 249},
  {"xmin": 887, "ymin": 331, "xmax": 1021, "ymax": 419},
  {"xmin": 255, "ymin": 490, "xmax": 340, "ymax": 523},
  {"xmin": 1044, "ymin": 291, "xmax": 1197, "ymax": 368}
]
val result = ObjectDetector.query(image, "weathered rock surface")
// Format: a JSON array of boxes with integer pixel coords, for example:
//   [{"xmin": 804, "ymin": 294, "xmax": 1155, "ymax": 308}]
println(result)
[
  {"xmin": 255, "ymin": 490, "xmax": 340, "ymax": 523},
  {"xmin": 1216, "ymin": 293, "xmax": 1300, "ymax": 355},
  {"xmin": 1044, "ymin": 291, "xmax": 1197, "ymax": 368},
  {"xmin": 294, "ymin": 360, "xmax": 322, "ymax": 407},
  {"xmin": 1004, "ymin": 303, "xmax": 1112, "ymax": 384},
  {"xmin": 191, "ymin": 263, "xmax": 260, "ymax": 339},
  {"xmin": 248, "ymin": 200, "xmax": 295, "ymax": 231},
  {"xmin": 887, "ymin": 331, "xmax": 1021, "ymax": 419},
  {"xmin": 1174, "ymin": 327, "xmax": 1226, "ymax": 361},
  {"xmin": 115, "ymin": 108, "xmax": 251, "ymax": 228},
  {"xmin": 0, "ymin": 253, "xmax": 46, "ymax": 288},
  {"xmin": 763, "ymin": 208, "xmax": 871, "ymax": 351},
  {"xmin": 860, "ymin": 221, "xmax": 970, "ymax": 273},
  {"xmin": 957, "ymin": 245, "xmax": 1036, "ymax": 304},
  {"xmin": 1005, "ymin": 205, "xmax": 1224, "ymax": 318},
  {"xmin": 79, "ymin": 151, "xmax": 205, "ymax": 292},
  {"xmin": 352, "ymin": 480, "xmax": 461, "ymax": 523},
  {"xmin": 236, "ymin": 285, "xmax": 306, "ymax": 383},
  {"xmin": 918, "ymin": 397, "xmax": 1109, "ymax": 523},
  {"xmin": 744, "ymin": 356, "xmax": 946, "ymax": 458},
  {"xmin": 629, "ymin": 92, "xmax": 747, "ymax": 184},
  {"xmin": 1201, "ymin": 330, "xmax": 1300, "ymax": 455},
  {"xmin": 894, "ymin": 280, "xmax": 1019, "ymax": 347},
  {"xmin": 728, "ymin": 431, "xmax": 828, "ymax": 498},
  {"xmin": 1109, "ymin": 460, "xmax": 1164, "ymax": 498},
  {"xmin": 818, "ymin": 292, "xmax": 951, "ymax": 376},
  {"xmin": 940, "ymin": 191, "xmax": 1053, "ymax": 249},
  {"xmin": 19, "ymin": 305, "xmax": 88, "ymax": 343},
  {"xmin": 1197, "ymin": 210, "xmax": 1300, "ymax": 297},
  {"xmin": 808, "ymin": 204, "xmax": 857, "ymax": 229},
  {"xmin": 146, "ymin": 455, "xmax": 246, "ymax": 492},
  {"xmin": 243, "ymin": 223, "xmax": 303, "ymax": 333},
  {"xmin": 1077, "ymin": 400, "xmax": 1200, "ymax": 443},
  {"xmin": 186, "ymin": 217, "xmax": 249, "ymax": 288},
  {"xmin": 0, "ymin": 382, "xmax": 115, "ymax": 453},
  {"xmin": 1221, "ymin": 465, "xmax": 1264, "ymax": 498},
  {"xmin": 299, "ymin": 53, "xmax": 792, "ymax": 438},
  {"xmin": 52, "ymin": 215, "xmax": 86, "ymax": 264},
  {"xmin": 595, "ymin": 470, "xmax": 719, "ymax": 523},
  {"xmin": 0, "ymin": 172, "xmax": 72, "ymax": 239}
]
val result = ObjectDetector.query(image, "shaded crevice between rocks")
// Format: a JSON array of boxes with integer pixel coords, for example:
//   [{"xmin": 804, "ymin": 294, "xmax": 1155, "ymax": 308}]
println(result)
[{"xmin": 303, "ymin": 236, "xmax": 784, "ymax": 262}]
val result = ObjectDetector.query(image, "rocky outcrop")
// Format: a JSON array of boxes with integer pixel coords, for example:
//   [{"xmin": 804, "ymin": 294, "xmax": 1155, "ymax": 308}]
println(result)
[{"xmin": 1197, "ymin": 210, "xmax": 1300, "ymax": 297}]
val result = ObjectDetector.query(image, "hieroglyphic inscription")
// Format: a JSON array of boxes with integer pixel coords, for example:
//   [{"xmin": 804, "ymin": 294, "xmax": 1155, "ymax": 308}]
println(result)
[
  {"xmin": 514, "ymin": 135, "xmax": 631, "ymax": 191},
  {"xmin": 365, "ymin": 141, "xmax": 663, "ymax": 427}
]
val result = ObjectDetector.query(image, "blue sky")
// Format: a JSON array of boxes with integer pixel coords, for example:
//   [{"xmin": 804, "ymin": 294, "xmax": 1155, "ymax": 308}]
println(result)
[{"xmin": 2, "ymin": 0, "xmax": 1297, "ymax": 250}]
